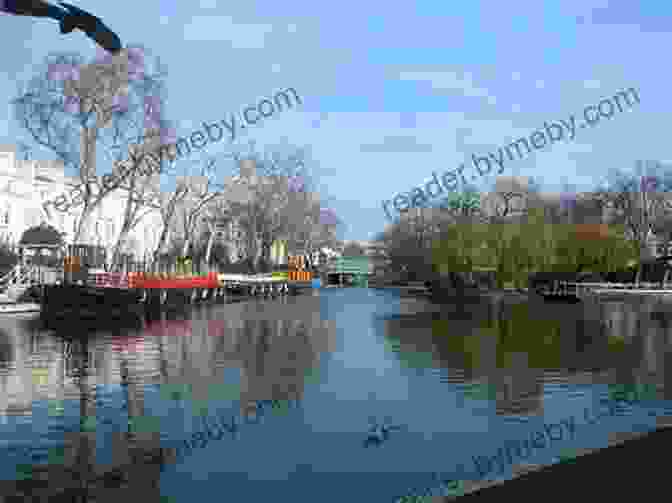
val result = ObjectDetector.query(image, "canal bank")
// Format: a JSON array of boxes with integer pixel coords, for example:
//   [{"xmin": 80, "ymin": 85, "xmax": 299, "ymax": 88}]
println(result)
[{"xmin": 449, "ymin": 424, "xmax": 672, "ymax": 501}]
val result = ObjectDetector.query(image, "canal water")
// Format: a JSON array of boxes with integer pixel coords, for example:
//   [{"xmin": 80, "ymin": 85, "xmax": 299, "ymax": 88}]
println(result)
[{"xmin": 0, "ymin": 289, "xmax": 672, "ymax": 501}]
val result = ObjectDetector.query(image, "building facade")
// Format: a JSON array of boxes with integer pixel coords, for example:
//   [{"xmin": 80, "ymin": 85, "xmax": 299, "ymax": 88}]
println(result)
[{"xmin": 0, "ymin": 145, "xmax": 162, "ymax": 261}]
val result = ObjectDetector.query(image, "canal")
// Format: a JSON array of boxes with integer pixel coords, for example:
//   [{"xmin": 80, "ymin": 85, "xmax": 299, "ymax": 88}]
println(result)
[{"xmin": 0, "ymin": 289, "xmax": 671, "ymax": 501}]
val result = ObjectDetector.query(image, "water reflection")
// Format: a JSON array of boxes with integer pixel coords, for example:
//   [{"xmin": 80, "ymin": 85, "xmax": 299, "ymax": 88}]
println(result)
[
  {"xmin": 2, "ymin": 290, "xmax": 672, "ymax": 502},
  {"xmin": 380, "ymin": 294, "xmax": 672, "ymax": 421},
  {"xmin": 0, "ymin": 297, "xmax": 337, "ymax": 501}
]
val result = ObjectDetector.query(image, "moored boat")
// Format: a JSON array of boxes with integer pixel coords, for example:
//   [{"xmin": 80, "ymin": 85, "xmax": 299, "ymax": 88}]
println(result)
[
  {"xmin": 0, "ymin": 301, "xmax": 41, "ymax": 314},
  {"xmin": 40, "ymin": 282, "xmax": 143, "ymax": 321}
]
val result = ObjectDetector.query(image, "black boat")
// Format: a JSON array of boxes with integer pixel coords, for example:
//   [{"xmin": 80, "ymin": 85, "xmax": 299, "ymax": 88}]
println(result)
[
  {"xmin": 40, "ymin": 282, "xmax": 143, "ymax": 321},
  {"xmin": 538, "ymin": 291, "xmax": 582, "ymax": 303},
  {"xmin": 529, "ymin": 272, "xmax": 585, "ymax": 303}
]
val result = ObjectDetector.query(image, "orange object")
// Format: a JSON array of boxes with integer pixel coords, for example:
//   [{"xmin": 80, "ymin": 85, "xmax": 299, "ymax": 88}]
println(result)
[{"xmin": 574, "ymin": 223, "xmax": 610, "ymax": 241}]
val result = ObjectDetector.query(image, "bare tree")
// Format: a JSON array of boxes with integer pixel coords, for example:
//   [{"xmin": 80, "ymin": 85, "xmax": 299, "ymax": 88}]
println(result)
[
  {"xmin": 11, "ymin": 47, "xmax": 177, "ymax": 245},
  {"xmin": 342, "ymin": 242, "xmax": 365, "ymax": 256},
  {"xmin": 181, "ymin": 142, "xmax": 339, "ymax": 273},
  {"xmin": 172, "ymin": 159, "xmax": 224, "ymax": 259},
  {"xmin": 219, "ymin": 144, "xmax": 325, "ymax": 270},
  {"xmin": 199, "ymin": 196, "xmax": 235, "ymax": 268},
  {"xmin": 16, "ymin": 141, "xmax": 33, "ymax": 161},
  {"xmin": 148, "ymin": 178, "xmax": 190, "ymax": 269},
  {"xmin": 108, "ymin": 171, "xmax": 162, "ymax": 270},
  {"xmin": 589, "ymin": 161, "xmax": 672, "ymax": 260}
]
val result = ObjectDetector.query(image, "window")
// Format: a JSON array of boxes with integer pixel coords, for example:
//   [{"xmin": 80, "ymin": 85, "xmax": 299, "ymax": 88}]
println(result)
[{"xmin": 1, "ymin": 205, "xmax": 9, "ymax": 226}]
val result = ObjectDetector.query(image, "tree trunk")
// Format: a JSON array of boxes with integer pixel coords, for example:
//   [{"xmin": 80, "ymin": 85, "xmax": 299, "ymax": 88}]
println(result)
[
  {"xmin": 251, "ymin": 236, "xmax": 262, "ymax": 271},
  {"xmin": 151, "ymin": 224, "xmax": 171, "ymax": 269},
  {"xmin": 72, "ymin": 204, "xmax": 97, "ymax": 244},
  {"xmin": 72, "ymin": 104, "xmax": 100, "ymax": 245},
  {"xmin": 203, "ymin": 221, "xmax": 217, "ymax": 271},
  {"xmin": 204, "ymin": 232, "xmax": 216, "ymax": 270},
  {"xmin": 110, "ymin": 224, "xmax": 132, "ymax": 271}
]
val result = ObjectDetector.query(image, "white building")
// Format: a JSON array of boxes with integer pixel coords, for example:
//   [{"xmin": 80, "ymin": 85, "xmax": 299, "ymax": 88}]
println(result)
[{"xmin": 0, "ymin": 145, "xmax": 162, "ymax": 261}]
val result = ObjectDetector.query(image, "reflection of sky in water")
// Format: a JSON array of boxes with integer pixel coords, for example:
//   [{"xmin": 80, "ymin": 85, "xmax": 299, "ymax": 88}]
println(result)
[{"xmin": 0, "ymin": 291, "xmax": 671, "ymax": 501}]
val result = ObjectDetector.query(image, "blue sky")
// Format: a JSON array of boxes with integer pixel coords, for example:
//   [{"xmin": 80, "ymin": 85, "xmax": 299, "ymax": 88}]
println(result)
[{"xmin": 0, "ymin": 0, "xmax": 668, "ymax": 240}]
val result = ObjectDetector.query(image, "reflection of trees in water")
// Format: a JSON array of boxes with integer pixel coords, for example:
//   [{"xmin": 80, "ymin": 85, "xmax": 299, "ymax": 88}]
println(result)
[
  {"xmin": 384, "ymin": 332, "xmax": 440, "ymax": 371},
  {"xmin": 383, "ymin": 299, "xmax": 651, "ymax": 416},
  {"xmin": 0, "ymin": 328, "xmax": 13, "ymax": 368},
  {"xmin": 0, "ymin": 331, "xmax": 169, "ymax": 501},
  {"xmin": 0, "ymin": 306, "xmax": 336, "ymax": 499},
  {"xmin": 237, "ymin": 319, "xmax": 318, "ymax": 407}
]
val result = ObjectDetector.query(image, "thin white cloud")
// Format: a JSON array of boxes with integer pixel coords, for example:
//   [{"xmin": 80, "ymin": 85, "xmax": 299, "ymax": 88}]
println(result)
[
  {"xmin": 182, "ymin": 16, "xmax": 273, "ymax": 48},
  {"xmin": 359, "ymin": 136, "xmax": 434, "ymax": 153},
  {"xmin": 397, "ymin": 70, "xmax": 492, "ymax": 99},
  {"xmin": 583, "ymin": 79, "xmax": 602, "ymax": 89}
]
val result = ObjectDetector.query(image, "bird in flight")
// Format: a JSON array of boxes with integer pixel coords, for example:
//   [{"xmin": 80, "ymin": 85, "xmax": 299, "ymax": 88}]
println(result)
[
  {"xmin": 58, "ymin": 2, "xmax": 122, "ymax": 54},
  {"xmin": 1, "ymin": 0, "xmax": 68, "ymax": 29},
  {"xmin": 1, "ymin": 0, "xmax": 122, "ymax": 54}
]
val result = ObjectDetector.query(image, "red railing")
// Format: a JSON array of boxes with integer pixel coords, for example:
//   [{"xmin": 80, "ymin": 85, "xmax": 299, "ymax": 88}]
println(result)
[{"xmin": 92, "ymin": 272, "xmax": 129, "ymax": 288}]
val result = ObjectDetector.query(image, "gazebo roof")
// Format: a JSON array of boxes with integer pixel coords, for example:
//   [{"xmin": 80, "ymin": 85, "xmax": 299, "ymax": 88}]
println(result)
[{"xmin": 19, "ymin": 224, "xmax": 64, "ymax": 247}]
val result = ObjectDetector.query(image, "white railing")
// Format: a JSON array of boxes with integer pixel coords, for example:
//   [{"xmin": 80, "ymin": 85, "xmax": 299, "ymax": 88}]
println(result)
[
  {"xmin": 0, "ymin": 264, "xmax": 21, "ymax": 285},
  {"xmin": 1, "ymin": 264, "xmax": 40, "ymax": 288},
  {"xmin": 0, "ymin": 264, "xmax": 43, "ymax": 300},
  {"xmin": 560, "ymin": 281, "xmax": 672, "ymax": 297}
]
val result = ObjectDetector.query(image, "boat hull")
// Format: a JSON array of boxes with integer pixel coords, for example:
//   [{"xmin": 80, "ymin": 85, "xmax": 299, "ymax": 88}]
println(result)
[
  {"xmin": 0, "ymin": 302, "xmax": 41, "ymax": 314},
  {"xmin": 539, "ymin": 292, "xmax": 582, "ymax": 303},
  {"xmin": 40, "ymin": 284, "xmax": 142, "ymax": 320}
]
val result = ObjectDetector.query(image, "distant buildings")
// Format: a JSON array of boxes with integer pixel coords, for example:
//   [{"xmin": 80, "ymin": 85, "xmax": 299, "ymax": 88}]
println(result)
[{"xmin": 0, "ymin": 145, "xmax": 162, "ymax": 261}]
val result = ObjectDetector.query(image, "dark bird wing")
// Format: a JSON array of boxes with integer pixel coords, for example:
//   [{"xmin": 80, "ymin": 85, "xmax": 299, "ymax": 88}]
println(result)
[{"xmin": 58, "ymin": 2, "xmax": 122, "ymax": 54}]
